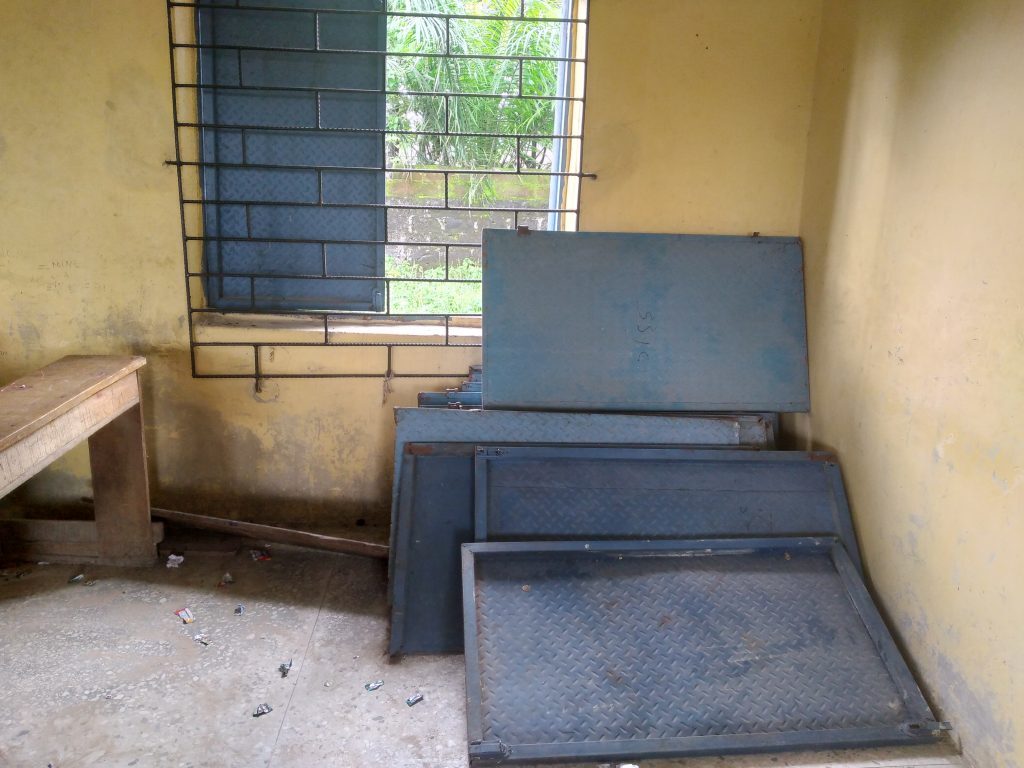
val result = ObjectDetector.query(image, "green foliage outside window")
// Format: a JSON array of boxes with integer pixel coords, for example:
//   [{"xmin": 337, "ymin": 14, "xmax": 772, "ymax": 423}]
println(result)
[{"xmin": 385, "ymin": 0, "xmax": 568, "ymax": 314}]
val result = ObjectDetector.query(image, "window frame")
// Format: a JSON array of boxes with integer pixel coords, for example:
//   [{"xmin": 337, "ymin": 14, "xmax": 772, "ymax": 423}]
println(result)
[{"xmin": 167, "ymin": 0, "xmax": 591, "ymax": 382}]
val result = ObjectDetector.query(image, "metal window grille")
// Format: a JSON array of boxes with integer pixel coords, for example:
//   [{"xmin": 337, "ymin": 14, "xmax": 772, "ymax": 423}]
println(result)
[{"xmin": 166, "ymin": 0, "xmax": 591, "ymax": 384}]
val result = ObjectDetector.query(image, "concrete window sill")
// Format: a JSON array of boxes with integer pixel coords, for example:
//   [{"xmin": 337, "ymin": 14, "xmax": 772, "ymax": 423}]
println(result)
[
  {"xmin": 191, "ymin": 313, "xmax": 481, "ymax": 377},
  {"xmin": 193, "ymin": 312, "xmax": 481, "ymax": 345}
]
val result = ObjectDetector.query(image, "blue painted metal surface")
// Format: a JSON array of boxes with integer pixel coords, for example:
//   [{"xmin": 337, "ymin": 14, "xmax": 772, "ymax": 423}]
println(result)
[
  {"xmin": 462, "ymin": 538, "xmax": 943, "ymax": 765},
  {"xmin": 388, "ymin": 412, "xmax": 772, "ymax": 655},
  {"xmin": 474, "ymin": 447, "xmax": 862, "ymax": 571},
  {"xmin": 390, "ymin": 408, "xmax": 774, "ymax": 528},
  {"xmin": 417, "ymin": 365, "xmax": 484, "ymax": 406},
  {"xmin": 417, "ymin": 390, "xmax": 484, "ymax": 408},
  {"xmin": 482, "ymin": 230, "xmax": 810, "ymax": 412},
  {"xmin": 196, "ymin": 3, "xmax": 386, "ymax": 311},
  {"xmin": 389, "ymin": 444, "xmax": 477, "ymax": 656}
]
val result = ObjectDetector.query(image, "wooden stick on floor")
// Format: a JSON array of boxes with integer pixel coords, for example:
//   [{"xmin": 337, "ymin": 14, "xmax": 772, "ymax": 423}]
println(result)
[{"xmin": 150, "ymin": 507, "xmax": 388, "ymax": 560}]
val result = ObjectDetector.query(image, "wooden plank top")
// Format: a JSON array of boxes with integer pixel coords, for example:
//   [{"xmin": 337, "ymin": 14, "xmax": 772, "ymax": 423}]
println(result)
[{"xmin": 0, "ymin": 355, "xmax": 145, "ymax": 452}]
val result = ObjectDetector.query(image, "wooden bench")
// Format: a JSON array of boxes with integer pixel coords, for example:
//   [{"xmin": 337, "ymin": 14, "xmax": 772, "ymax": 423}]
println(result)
[{"xmin": 0, "ymin": 356, "xmax": 158, "ymax": 566}]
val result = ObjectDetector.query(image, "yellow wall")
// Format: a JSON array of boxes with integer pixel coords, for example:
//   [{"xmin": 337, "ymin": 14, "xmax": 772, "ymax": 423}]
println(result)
[
  {"xmin": 581, "ymin": 0, "xmax": 821, "ymax": 234},
  {"xmin": 0, "ymin": 0, "xmax": 822, "ymax": 526},
  {"xmin": 793, "ymin": 1, "xmax": 1024, "ymax": 765},
  {"xmin": 0, "ymin": 0, "xmax": 427, "ymax": 526}
]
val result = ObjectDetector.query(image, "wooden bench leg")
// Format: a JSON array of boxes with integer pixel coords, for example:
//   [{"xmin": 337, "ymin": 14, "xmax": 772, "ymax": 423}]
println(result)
[{"xmin": 88, "ymin": 395, "xmax": 156, "ymax": 567}]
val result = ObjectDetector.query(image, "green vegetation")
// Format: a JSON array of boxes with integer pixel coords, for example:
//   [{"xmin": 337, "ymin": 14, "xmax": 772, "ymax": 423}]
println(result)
[
  {"xmin": 384, "ymin": 0, "xmax": 565, "ymax": 314},
  {"xmin": 385, "ymin": 168, "xmax": 551, "ymax": 205},
  {"xmin": 388, "ymin": 258, "xmax": 483, "ymax": 315},
  {"xmin": 386, "ymin": 0, "xmax": 565, "ymax": 204}
]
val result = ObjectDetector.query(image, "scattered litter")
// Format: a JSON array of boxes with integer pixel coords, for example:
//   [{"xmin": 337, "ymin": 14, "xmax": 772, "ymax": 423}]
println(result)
[
  {"xmin": 234, "ymin": 604, "xmax": 245, "ymax": 616},
  {"xmin": 323, "ymin": 681, "xmax": 331, "ymax": 688},
  {"xmin": 37, "ymin": 561, "xmax": 50, "ymax": 566},
  {"xmin": 166, "ymin": 554, "xmax": 185, "ymax": 569},
  {"xmin": 193, "ymin": 633, "xmax": 211, "ymax": 646},
  {"xmin": 405, "ymin": 693, "xmax": 424, "ymax": 707},
  {"xmin": 619, "ymin": 764, "xmax": 640, "ymax": 768},
  {"xmin": 250, "ymin": 549, "xmax": 271, "ymax": 561},
  {"xmin": 252, "ymin": 703, "xmax": 273, "ymax": 718},
  {"xmin": 364, "ymin": 680, "xmax": 384, "ymax": 692},
  {"xmin": 278, "ymin": 659, "xmax": 293, "ymax": 678},
  {"xmin": 83, "ymin": 580, "xmax": 98, "ymax": 587},
  {"xmin": 68, "ymin": 574, "xmax": 85, "ymax": 584},
  {"xmin": 218, "ymin": 572, "xmax": 234, "ymax": 587},
  {"xmin": 175, "ymin": 608, "xmax": 195, "ymax": 624}
]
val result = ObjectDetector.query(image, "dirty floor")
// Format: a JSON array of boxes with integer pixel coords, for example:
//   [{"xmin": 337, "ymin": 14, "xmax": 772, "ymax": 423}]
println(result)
[{"xmin": 0, "ymin": 542, "xmax": 965, "ymax": 768}]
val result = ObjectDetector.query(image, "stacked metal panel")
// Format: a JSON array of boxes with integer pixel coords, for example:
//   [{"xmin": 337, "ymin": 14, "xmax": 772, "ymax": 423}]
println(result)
[
  {"xmin": 389, "ymin": 231, "xmax": 946, "ymax": 765},
  {"xmin": 388, "ymin": 412, "xmax": 774, "ymax": 656},
  {"xmin": 417, "ymin": 365, "xmax": 483, "ymax": 409}
]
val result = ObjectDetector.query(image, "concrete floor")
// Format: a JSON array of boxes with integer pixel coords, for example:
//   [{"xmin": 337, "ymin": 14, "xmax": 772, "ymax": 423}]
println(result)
[{"xmin": 0, "ymin": 540, "xmax": 964, "ymax": 768}]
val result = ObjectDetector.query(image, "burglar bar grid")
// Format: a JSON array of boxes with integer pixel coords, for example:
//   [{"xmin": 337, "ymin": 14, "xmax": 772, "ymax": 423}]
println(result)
[{"xmin": 166, "ymin": 0, "xmax": 590, "ymax": 384}]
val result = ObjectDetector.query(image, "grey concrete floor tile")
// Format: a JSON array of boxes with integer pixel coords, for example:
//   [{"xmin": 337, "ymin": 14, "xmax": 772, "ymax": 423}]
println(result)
[
  {"xmin": 269, "ymin": 555, "xmax": 468, "ymax": 768},
  {"xmin": 0, "ymin": 547, "xmax": 333, "ymax": 768}
]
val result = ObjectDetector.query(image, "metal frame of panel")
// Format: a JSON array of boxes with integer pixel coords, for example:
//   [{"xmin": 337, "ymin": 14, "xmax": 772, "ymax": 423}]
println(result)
[
  {"xmin": 473, "ymin": 446, "xmax": 862, "ymax": 571},
  {"xmin": 461, "ymin": 538, "xmax": 944, "ymax": 765}
]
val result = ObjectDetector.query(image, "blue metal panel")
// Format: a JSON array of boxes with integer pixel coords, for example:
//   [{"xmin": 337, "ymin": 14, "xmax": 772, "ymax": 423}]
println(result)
[
  {"xmin": 388, "ymin": 444, "xmax": 476, "ymax": 656},
  {"xmin": 482, "ymin": 230, "xmax": 810, "ymax": 412},
  {"xmin": 388, "ymin": 410, "xmax": 773, "ymax": 655},
  {"xmin": 196, "ymin": 2, "xmax": 386, "ymax": 311},
  {"xmin": 390, "ymin": 408, "xmax": 774, "ymax": 524},
  {"xmin": 462, "ymin": 538, "xmax": 943, "ymax": 765},
  {"xmin": 416, "ymin": 391, "xmax": 484, "ymax": 408},
  {"xmin": 474, "ymin": 447, "xmax": 862, "ymax": 571}
]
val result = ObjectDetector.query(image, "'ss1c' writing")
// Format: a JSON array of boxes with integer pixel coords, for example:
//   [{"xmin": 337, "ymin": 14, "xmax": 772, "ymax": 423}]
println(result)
[{"xmin": 633, "ymin": 305, "xmax": 654, "ymax": 370}]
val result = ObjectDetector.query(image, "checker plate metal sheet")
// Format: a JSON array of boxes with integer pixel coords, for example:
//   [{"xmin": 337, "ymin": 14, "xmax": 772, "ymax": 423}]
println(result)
[
  {"xmin": 462, "ymin": 539, "xmax": 939, "ymax": 765},
  {"xmin": 474, "ymin": 447, "xmax": 862, "ymax": 571},
  {"xmin": 390, "ymin": 408, "xmax": 773, "ymax": 524},
  {"xmin": 389, "ymin": 438, "xmax": 764, "ymax": 655}
]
